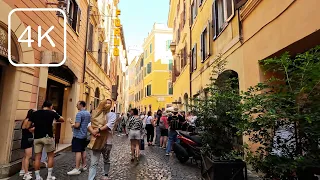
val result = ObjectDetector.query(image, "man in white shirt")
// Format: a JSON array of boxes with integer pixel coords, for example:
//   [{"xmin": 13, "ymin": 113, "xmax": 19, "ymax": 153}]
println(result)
[{"xmin": 87, "ymin": 99, "xmax": 116, "ymax": 180}]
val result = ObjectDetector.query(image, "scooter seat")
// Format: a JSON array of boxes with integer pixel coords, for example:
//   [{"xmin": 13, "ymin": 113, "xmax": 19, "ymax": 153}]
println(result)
[{"xmin": 179, "ymin": 131, "xmax": 202, "ymax": 146}]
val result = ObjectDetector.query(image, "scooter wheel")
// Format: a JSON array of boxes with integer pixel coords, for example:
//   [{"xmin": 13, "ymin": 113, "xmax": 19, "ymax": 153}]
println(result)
[{"xmin": 176, "ymin": 154, "xmax": 189, "ymax": 163}]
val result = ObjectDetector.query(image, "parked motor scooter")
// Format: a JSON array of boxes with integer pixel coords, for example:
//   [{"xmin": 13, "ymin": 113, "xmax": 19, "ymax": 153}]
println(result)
[{"xmin": 173, "ymin": 130, "xmax": 202, "ymax": 164}]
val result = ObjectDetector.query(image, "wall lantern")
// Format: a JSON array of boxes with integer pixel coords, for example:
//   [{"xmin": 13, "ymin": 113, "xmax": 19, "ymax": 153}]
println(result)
[{"xmin": 169, "ymin": 42, "xmax": 177, "ymax": 54}]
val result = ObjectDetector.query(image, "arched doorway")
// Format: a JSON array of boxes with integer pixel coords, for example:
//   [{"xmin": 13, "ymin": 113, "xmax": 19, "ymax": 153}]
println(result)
[
  {"xmin": 216, "ymin": 70, "xmax": 242, "ymax": 150},
  {"xmin": 94, "ymin": 87, "xmax": 100, "ymax": 109}
]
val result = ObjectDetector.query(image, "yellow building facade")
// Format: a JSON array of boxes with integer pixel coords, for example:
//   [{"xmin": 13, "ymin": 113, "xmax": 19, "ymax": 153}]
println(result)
[
  {"xmin": 169, "ymin": 0, "xmax": 320, "ymax": 149},
  {"xmin": 140, "ymin": 23, "xmax": 173, "ymax": 113},
  {"xmin": 127, "ymin": 24, "xmax": 174, "ymax": 113},
  {"xmin": 168, "ymin": 0, "xmax": 192, "ymax": 111}
]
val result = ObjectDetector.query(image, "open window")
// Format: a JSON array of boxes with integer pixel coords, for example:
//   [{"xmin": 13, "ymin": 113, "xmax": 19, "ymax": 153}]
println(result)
[
  {"xmin": 66, "ymin": 0, "xmax": 81, "ymax": 33},
  {"xmin": 212, "ymin": 0, "xmax": 235, "ymax": 39}
]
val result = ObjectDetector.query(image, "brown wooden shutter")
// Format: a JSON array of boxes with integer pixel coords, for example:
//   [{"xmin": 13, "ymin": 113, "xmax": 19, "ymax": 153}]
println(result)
[
  {"xmin": 212, "ymin": 2, "xmax": 217, "ymax": 40},
  {"xmin": 88, "ymin": 24, "xmax": 94, "ymax": 51},
  {"xmin": 76, "ymin": 7, "xmax": 81, "ymax": 33},
  {"xmin": 234, "ymin": 0, "xmax": 248, "ymax": 9}
]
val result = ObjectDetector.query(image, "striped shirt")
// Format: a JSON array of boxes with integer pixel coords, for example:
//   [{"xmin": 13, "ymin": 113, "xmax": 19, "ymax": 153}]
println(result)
[
  {"xmin": 128, "ymin": 116, "xmax": 143, "ymax": 131},
  {"xmin": 73, "ymin": 109, "xmax": 91, "ymax": 139}
]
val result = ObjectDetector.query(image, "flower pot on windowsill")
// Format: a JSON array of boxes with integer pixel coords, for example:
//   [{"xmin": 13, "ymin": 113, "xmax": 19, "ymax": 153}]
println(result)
[{"xmin": 201, "ymin": 153, "xmax": 248, "ymax": 180}]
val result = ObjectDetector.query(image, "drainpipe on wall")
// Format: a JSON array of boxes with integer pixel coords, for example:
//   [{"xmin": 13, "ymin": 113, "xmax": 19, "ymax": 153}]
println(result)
[
  {"xmin": 82, "ymin": 0, "xmax": 92, "ymax": 83},
  {"xmin": 189, "ymin": 22, "xmax": 192, "ymax": 103}
]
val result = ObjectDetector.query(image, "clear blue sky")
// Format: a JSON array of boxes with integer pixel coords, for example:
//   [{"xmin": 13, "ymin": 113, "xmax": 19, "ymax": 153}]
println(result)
[{"xmin": 119, "ymin": 0, "xmax": 170, "ymax": 48}]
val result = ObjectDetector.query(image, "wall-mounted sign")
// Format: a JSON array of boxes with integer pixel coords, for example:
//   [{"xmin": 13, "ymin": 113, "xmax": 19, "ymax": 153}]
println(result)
[
  {"xmin": 113, "ymin": 9, "xmax": 121, "ymax": 57},
  {"xmin": 116, "ymin": 9, "xmax": 121, "ymax": 16},
  {"xmin": 114, "ymin": 28, "xmax": 120, "ymax": 36},
  {"xmin": 0, "ymin": 26, "xmax": 19, "ymax": 62},
  {"xmin": 114, "ymin": 19, "xmax": 121, "ymax": 27},
  {"xmin": 113, "ymin": 48, "xmax": 119, "ymax": 56},
  {"xmin": 114, "ymin": 38, "xmax": 120, "ymax": 46}
]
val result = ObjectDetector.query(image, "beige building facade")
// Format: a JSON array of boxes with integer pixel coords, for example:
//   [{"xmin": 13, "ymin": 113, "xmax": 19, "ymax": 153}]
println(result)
[{"xmin": 0, "ymin": 0, "xmax": 126, "ymax": 177}]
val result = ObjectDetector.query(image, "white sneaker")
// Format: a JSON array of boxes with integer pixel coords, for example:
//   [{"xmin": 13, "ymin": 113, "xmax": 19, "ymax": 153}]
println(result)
[
  {"xmin": 46, "ymin": 176, "xmax": 56, "ymax": 180},
  {"xmin": 19, "ymin": 170, "xmax": 25, "ymax": 176},
  {"xmin": 67, "ymin": 168, "xmax": 81, "ymax": 175},
  {"xmin": 36, "ymin": 177, "xmax": 43, "ymax": 180},
  {"xmin": 23, "ymin": 172, "xmax": 32, "ymax": 180},
  {"xmin": 80, "ymin": 165, "xmax": 88, "ymax": 171}
]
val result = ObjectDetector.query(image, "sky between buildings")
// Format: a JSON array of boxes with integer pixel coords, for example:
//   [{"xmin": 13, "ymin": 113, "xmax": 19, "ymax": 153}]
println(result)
[{"xmin": 119, "ymin": 0, "xmax": 170, "ymax": 49}]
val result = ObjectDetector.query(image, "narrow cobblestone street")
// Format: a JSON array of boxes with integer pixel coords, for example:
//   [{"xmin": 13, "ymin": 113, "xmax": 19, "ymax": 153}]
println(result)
[{"xmin": 9, "ymin": 135, "xmax": 201, "ymax": 180}]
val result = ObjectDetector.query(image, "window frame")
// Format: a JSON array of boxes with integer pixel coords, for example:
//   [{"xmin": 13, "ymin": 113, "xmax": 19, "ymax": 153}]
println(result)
[
  {"xmin": 168, "ymin": 81, "xmax": 173, "ymax": 95},
  {"xmin": 200, "ymin": 26, "xmax": 209, "ymax": 62},
  {"xmin": 66, "ymin": 0, "xmax": 81, "ymax": 33},
  {"xmin": 191, "ymin": 0, "xmax": 198, "ymax": 25},
  {"xmin": 168, "ymin": 59, "xmax": 173, "ymax": 71},
  {"xmin": 191, "ymin": 43, "xmax": 197, "ymax": 71},
  {"xmin": 212, "ymin": 0, "xmax": 235, "ymax": 40}
]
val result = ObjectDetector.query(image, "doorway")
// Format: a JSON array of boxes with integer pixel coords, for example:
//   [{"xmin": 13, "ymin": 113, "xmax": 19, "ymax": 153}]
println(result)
[{"xmin": 46, "ymin": 79, "xmax": 65, "ymax": 147}]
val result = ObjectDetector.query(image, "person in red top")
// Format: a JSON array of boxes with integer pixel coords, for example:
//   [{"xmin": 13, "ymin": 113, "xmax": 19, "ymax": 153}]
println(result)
[{"xmin": 159, "ymin": 112, "xmax": 169, "ymax": 149}]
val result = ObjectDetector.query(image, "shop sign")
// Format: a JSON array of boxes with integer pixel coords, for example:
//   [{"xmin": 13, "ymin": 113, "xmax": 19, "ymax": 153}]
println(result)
[
  {"xmin": 113, "ymin": 8, "xmax": 121, "ymax": 57},
  {"xmin": 0, "ymin": 27, "xmax": 19, "ymax": 62}
]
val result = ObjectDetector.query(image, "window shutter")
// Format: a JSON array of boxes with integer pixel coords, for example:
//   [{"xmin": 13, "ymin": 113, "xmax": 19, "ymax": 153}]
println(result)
[
  {"xmin": 77, "ymin": 7, "xmax": 81, "ymax": 33},
  {"xmin": 212, "ymin": 2, "xmax": 217, "ymax": 40},
  {"xmin": 169, "ymin": 59, "xmax": 173, "ymax": 71},
  {"xmin": 72, "ymin": 3, "xmax": 78, "ymax": 30},
  {"xmin": 200, "ymin": 33, "xmax": 203, "ymax": 62},
  {"xmin": 207, "ymin": 21, "xmax": 211, "ymax": 56},
  {"xmin": 88, "ymin": 23, "xmax": 94, "ymax": 51},
  {"xmin": 226, "ymin": 0, "xmax": 235, "ymax": 21},
  {"xmin": 194, "ymin": 44, "xmax": 197, "ymax": 70},
  {"xmin": 235, "ymin": 0, "xmax": 248, "ymax": 9}
]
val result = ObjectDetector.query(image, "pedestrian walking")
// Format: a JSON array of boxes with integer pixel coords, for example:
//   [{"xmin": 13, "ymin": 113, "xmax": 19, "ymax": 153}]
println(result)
[
  {"xmin": 159, "ymin": 112, "xmax": 169, "ymax": 149},
  {"xmin": 154, "ymin": 110, "xmax": 162, "ymax": 146},
  {"xmin": 67, "ymin": 101, "xmax": 91, "ymax": 175},
  {"xmin": 87, "ymin": 99, "xmax": 116, "ymax": 180},
  {"xmin": 120, "ymin": 113, "xmax": 128, "ymax": 135},
  {"xmin": 166, "ymin": 108, "xmax": 183, "ymax": 156},
  {"xmin": 27, "ymin": 101, "xmax": 64, "ymax": 180},
  {"xmin": 128, "ymin": 108, "xmax": 143, "ymax": 162},
  {"xmin": 145, "ymin": 111, "xmax": 154, "ymax": 146},
  {"xmin": 19, "ymin": 109, "xmax": 35, "ymax": 180}
]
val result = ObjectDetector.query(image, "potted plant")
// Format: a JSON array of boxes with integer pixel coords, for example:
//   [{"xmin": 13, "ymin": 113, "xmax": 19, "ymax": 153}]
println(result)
[
  {"xmin": 236, "ymin": 46, "xmax": 320, "ymax": 179},
  {"xmin": 190, "ymin": 57, "xmax": 247, "ymax": 180}
]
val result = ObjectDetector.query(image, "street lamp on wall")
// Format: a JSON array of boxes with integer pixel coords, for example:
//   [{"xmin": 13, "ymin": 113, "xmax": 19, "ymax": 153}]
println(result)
[{"xmin": 170, "ymin": 42, "xmax": 177, "ymax": 54}]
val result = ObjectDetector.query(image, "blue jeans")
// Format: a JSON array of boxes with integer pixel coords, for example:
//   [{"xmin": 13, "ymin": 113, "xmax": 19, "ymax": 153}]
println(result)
[
  {"xmin": 41, "ymin": 149, "xmax": 47, "ymax": 163},
  {"xmin": 155, "ymin": 126, "xmax": 161, "ymax": 145},
  {"xmin": 88, "ymin": 144, "xmax": 112, "ymax": 180},
  {"xmin": 166, "ymin": 130, "xmax": 178, "ymax": 153}
]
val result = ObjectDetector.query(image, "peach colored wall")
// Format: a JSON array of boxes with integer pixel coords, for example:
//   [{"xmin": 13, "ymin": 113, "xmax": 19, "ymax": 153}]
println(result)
[
  {"xmin": 241, "ymin": 0, "xmax": 320, "ymax": 89},
  {"xmin": 4, "ymin": 0, "xmax": 86, "ymax": 80}
]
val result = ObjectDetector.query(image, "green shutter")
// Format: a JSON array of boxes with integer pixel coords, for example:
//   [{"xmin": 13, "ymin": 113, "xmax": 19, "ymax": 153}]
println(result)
[
  {"xmin": 147, "ymin": 62, "xmax": 152, "ymax": 74},
  {"xmin": 150, "ymin": 44, "xmax": 152, "ymax": 53},
  {"xmin": 169, "ymin": 59, "xmax": 173, "ymax": 70},
  {"xmin": 168, "ymin": 82, "xmax": 173, "ymax": 95}
]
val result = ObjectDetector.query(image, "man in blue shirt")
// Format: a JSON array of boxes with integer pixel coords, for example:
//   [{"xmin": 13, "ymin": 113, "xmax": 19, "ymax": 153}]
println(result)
[{"xmin": 67, "ymin": 101, "xmax": 91, "ymax": 175}]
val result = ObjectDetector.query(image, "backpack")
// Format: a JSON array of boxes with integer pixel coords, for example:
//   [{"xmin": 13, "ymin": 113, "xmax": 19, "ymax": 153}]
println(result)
[
  {"xmin": 170, "ymin": 115, "xmax": 180, "ymax": 130},
  {"xmin": 159, "ymin": 117, "xmax": 166, "ymax": 129}
]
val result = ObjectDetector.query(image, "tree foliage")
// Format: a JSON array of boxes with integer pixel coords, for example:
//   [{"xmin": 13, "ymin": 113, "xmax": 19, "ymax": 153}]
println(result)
[
  {"xmin": 191, "ymin": 57, "xmax": 243, "ymax": 159},
  {"xmin": 235, "ymin": 46, "xmax": 320, "ymax": 179}
]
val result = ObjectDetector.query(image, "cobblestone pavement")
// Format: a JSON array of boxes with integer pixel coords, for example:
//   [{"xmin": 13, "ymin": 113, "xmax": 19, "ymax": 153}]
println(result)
[{"xmin": 9, "ymin": 135, "xmax": 201, "ymax": 180}]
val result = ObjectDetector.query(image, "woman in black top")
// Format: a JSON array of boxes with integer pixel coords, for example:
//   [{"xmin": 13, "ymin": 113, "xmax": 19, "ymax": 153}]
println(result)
[{"xmin": 20, "ymin": 109, "xmax": 35, "ymax": 179}]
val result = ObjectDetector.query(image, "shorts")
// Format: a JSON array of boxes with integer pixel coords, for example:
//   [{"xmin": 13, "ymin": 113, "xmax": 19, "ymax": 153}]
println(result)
[
  {"xmin": 21, "ymin": 137, "xmax": 33, "ymax": 150},
  {"xmin": 34, "ymin": 137, "xmax": 55, "ymax": 154},
  {"xmin": 72, "ymin": 137, "xmax": 87, "ymax": 152},
  {"xmin": 160, "ymin": 129, "xmax": 168, "ymax": 136},
  {"xmin": 129, "ymin": 130, "xmax": 141, "ymax": 140}
]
